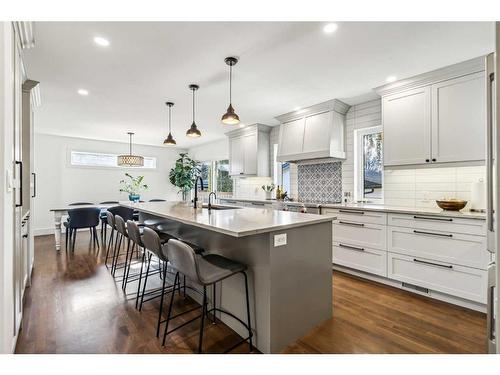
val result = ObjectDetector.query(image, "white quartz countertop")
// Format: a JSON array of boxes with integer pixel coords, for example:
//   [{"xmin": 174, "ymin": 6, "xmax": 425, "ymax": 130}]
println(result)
[
  {"xmin": 321, "ymin": 202, "xmax": 486, "ymax": 220},
  {"xmin": 120, "ymin": 201, "xmax": 334, "ymax": 237},
  {"xmin": 219, "ymin": 197, "xmax": 322, "ymax": 208}
]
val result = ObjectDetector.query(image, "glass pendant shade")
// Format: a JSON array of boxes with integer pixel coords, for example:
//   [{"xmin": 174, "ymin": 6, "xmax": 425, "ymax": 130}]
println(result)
[
  {"xmin": 221, "ymin": 56, "xmax": 240, "ymax": 125},
  {"xmin": 221, "ymin": 103, "xmax": 240, "ymax": 125},
  {"xmin": 164, "ymin": 102, "xmax": 177, "ymax": 145},
  {"xmin": 118, "ymin": 132, "xmax": 144, "ymax": 167}
]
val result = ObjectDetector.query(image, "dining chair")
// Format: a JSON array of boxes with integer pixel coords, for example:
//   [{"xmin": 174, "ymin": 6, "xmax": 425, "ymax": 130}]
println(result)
[{"xmin": 65, "ymin": 207, "xmax": 101, "ymax": 252}]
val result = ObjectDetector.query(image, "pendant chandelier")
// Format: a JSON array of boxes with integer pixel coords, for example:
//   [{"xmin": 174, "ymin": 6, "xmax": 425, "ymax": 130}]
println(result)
[
  {"xmin": 117, "ymin": 132, "xmax": 144, "ymax": 167},
  {"xmin": 221, "ymin": 56, "xmax": 240, "ymax": 125},
  {"xmin": 163, "ymin": 101, "xmax": 177, "ymax": 146},
  {"xmin": 186, "ymin": 84, "xmax": 202, "ymax": 138}
]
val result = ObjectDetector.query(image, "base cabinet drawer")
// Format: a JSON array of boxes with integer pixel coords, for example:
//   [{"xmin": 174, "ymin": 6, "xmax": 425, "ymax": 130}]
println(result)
[
  {"xmin": 388, "ymin": 226, "xmax": 489, "ymax": 270},
  {"xmin": 388, "ymin": 252, "xmax": 487, "ymax": 303},
  {"xmin": 333, "ymin": 243, "xmax": 387, "ymax": 277},
  {"xmin": 324, "ymin": 208, "xmax": 386, "ymax": 225},
  {"xmin": 388, "ymin": 213, "xmax": 486, "ymax": 236},
  {"xmin": 333, "ymin": 221, "xmax": 386, "ymax": 250}
]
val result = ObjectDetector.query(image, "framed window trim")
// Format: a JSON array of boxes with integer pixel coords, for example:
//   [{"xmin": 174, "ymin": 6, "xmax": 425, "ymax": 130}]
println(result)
[
  {"xmin": 69, "ymin": 150, "xmax": 158, "ymax": 170},
  {"xmin": 200, "ymin": 159, "xmax": 232, "ymax": 194},
  {"xmin": 353, "ymin": 125, "xmax": 383, "ymax": 202}
]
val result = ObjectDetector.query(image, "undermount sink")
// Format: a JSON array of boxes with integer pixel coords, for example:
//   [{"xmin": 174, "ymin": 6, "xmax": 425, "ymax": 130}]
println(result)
[{"xmin": 202, "ymin": 204, "xmax": 241, "ymax": 210}]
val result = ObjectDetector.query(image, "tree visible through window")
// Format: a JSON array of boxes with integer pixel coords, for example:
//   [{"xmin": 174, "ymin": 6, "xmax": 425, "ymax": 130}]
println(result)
[
  {"xmin": 199, "ymin": 160, "xmax": 233, "ymax": 193},
  {"xmin": 363, "ymin": 132, "xmax": 382, "ymax": 199}
]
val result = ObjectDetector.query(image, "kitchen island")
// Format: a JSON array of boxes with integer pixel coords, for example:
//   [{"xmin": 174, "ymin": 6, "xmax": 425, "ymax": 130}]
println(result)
[{"xmin": 120, "ymin": 201, "xmax": 334, "ymax": 353}]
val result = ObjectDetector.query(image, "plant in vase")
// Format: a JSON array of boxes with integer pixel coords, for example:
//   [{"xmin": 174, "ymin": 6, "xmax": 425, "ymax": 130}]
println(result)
[
  {"xmin": 119, "ymin": 173, "xmax": 148, "ymax": 202},
  {"xmin": 169, "ymin": 153, "xmax": 201, "ymax": 203},
  {"xmin": 261, "ymin": 184, "xmax": 275, "ymax": 200}
]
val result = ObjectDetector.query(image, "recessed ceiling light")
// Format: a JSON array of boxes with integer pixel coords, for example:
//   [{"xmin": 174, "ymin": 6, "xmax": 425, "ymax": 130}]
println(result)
[
  {"xmin": 386, "ymin": 75, "xmax": 397, "ymax": 83},
  {"xmin": 93, "ymin": 36, "xmax": 110, "ymax": 47},
  {"xmin": 77, "ymin": 89, "xmax": 89, "ymax": 96},
  {"xmin": 323, "ymin": 23, "xmax": 338, "ymax": 34}
]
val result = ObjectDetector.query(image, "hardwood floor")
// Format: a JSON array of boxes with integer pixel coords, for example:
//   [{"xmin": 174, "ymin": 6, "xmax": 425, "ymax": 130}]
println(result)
[{"xmin": 16, "ymin": 233, "xmax": 487, "ymax": 354}]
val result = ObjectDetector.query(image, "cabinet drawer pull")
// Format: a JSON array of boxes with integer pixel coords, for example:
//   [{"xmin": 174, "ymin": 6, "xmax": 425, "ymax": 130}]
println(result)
[
  {"xmin": 339, "ymin": 209, "xmax": 364, "ymax": 215},
  {"xmin": 339, "ymin": 243, "xmax": 365, "ymax": 252},
  {"xmin": 413, "ymin": 215, "xmax": 453, "ymax": 222},
  {"xmin": 413, "ymin": 230, "xmax": 453, "ymax": 238},
  {"xmin": 413, "ymin": 258, "xmax": 453, "ymax": 269},
  {"xmin": 338, "ymin": 221, "xmax": 365, "ymax": 227}
]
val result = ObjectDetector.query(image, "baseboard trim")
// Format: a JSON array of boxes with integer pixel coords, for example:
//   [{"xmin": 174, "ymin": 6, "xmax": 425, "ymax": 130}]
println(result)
[
  {"xmin": 34, "ymin": 228, "xmax": 54, "ymax": 236},
  {"xmin": 332, "ymin": 264, "xmax": 486, "ymax": 313}
]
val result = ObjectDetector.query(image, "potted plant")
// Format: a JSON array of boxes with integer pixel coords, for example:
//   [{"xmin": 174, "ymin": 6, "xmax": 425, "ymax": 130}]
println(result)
[
  {"xmin": 119, "ymin": 173, "xmax": 148, "ymax": 202},
  {"xmin": 261, "ymin": 183, "xmax": 275, "ymax": 200},
  {"xmin": 169, "ymin": 153, "xmax": 201, "ymax": 202}
]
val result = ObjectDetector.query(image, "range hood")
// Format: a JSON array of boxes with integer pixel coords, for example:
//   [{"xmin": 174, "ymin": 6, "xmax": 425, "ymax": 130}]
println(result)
[{"xmin": 275, "ymin": 99, "xmax": 350, "ymax": 163}]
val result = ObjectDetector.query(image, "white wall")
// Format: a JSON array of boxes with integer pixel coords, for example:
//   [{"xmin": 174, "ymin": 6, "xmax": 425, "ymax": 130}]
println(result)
[
  {"xmin": 33, "ymin": 133, "xmax": 186, "ymax": 235},
  {"xmin": 188, "ymin": 138, "xmax": 228, "ymax": 161},
  {"xmin": 0, "ymin": 22, "xmax": 16, "ymax": 354}
]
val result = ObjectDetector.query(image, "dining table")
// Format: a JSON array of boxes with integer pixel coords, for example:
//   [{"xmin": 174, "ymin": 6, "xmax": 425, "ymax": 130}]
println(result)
[{"xmin": 49, "ymin": 203, "xmax": 118, "ymax": 250}]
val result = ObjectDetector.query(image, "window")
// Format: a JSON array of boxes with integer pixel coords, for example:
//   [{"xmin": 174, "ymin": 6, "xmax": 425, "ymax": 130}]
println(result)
[
  {"xmin": 281, "ymin": 163, "xmax": 291, "ymax": 195},
  {"xmin": 70, "ymin": 151, "xmax": 157, "ymax": 169},
  {"xmin": 272, "ymin": 143, "xmax": 291, "ymax": 194},
  {"xmin": 354, "ymin": 126, "xmax": 383, "ymax": 201},
  {"xmin": 199, "ymin": 160, "xmax": 233, "ymax": 193}
]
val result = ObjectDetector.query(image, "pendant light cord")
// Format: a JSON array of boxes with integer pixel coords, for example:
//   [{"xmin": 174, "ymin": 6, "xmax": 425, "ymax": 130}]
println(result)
[
  {"xmin": 192, "ymin": 88, "xmax": 195, "ymax": 123},
  {"xmin": 229, "ymin": 64, "xmax": 232, "ymax": 105},
  {"xmin": 168, "ymin": 105, "xmax": 172, "ymax": 133},
  {"xmin": 129, "ymin": 133, "xmax": 132, "ymax": 155}
]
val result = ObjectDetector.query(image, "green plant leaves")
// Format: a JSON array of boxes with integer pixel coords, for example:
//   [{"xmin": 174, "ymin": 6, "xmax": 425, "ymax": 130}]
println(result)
[{"xmin": 169, "ymin": 153, "xmax": 201, "ymax": 193}]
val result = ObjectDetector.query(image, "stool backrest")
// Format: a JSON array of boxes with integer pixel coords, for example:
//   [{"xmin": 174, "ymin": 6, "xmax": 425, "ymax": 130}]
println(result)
[
  {"xmin": 100, "ymin": 201, "xmax": 119, "ymax": 204},
  {"xmin": 166, "ymin": 239, "xmax": 198, "ymax": 282},
  {"xmin": 106, "ymin": 211, "xmax": 115, "ymax": 228},
  {"xmin": 114, "ymin": 215, "xmax": 127, "ymax": 235},
  {"xmin": 69, "ymin": 202, "xmax": 94, "ymax": 206},
  {"xmin": 142, "ymin": 227, "xmax": 167, "ymax": 262},
  {"xmin": 149, "ymin": 199, "xmax": 166, "ymax": 202},
  {"xmin": 126, "ymin": 220, "xmax": 143, "ymax": 247},
  {"xmin": 67, "ymin": 207, "xmax": 100, "ymax": 229},
  {"xmin": 108, "ymin": 206, "xmax": 134, "ymax": 221}
]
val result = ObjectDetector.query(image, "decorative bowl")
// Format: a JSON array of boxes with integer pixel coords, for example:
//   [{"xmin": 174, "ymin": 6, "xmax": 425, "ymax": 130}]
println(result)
[{"xmin": 436, "ymin": 199, "xmax": 467, "ymax": 211}]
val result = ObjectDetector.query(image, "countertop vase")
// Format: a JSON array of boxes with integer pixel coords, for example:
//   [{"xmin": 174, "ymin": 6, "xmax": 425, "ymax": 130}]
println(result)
[{"xmin": 129, "ymin": 194, "xmax": 140, "ymax": 202}]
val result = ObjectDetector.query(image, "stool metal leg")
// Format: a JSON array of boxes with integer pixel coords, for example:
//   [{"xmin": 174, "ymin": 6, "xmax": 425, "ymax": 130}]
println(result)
[
  {"xmin": 123, "ymin": 242, "xmax": 135, "ymax": 291},
  {"xmin": 139, "ymin": 252, "xmax": 153, "ymax": 311},
  {"xmin": 121, "ymin": 239, "xmax": 132, "ymax": 289},
  {"xmin": 135, "ymin": 249, "xmax": 146, "ymax": 309},
  {"xmin": 243, "ymin": 271, "xmax": 253, "ymax": 352},
  {"xmin": 198, "ymin": 285, "xmax": 207, "ymax": 354},
  {"xmin": 112, "ymin": 233, "xmax": 123, "ymax": 276},
  {"xmin": 162, "ymin": 271, "xmax": 180, "ymax": 346},
  {"xmin": 105, "ymin": 228, "xmax": 114, "ymax": 268},
  {"xmin": 211, "ymin": 283, "xmax": 217, "ymax": 324},
  {"xmin": 156, "ymin": 264, "xmax": 168, "ymax": 337}
]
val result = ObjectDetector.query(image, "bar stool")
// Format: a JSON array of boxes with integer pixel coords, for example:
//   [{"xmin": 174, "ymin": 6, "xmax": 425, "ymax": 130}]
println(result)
[
  {"xmin": 104, "ymin": 211, "xmax": 116, "ymax": 268},
  {"xmin": 111, "ymin": 215, "xmax": 130, "ymax": 277},
  {"xmin": 163, "ymin": 239, "xmax": 253, "ymax": 353}
]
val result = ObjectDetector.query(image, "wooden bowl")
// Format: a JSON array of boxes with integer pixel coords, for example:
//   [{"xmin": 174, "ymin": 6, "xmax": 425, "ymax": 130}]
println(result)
[{"xmin": 436, "ymin": 199, "xmax": 467, "ymax": 211}]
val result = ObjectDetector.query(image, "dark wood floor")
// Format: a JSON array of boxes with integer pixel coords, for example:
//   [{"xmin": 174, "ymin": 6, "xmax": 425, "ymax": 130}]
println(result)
[{"xmin": 16, "ymin": 233, "xmax": 487, "ymax": 354}]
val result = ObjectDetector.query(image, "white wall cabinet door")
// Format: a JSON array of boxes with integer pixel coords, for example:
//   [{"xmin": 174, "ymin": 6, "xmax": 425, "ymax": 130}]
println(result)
[
  {"xmin": 431, "ymin": 72, "xmax": 486, "ymax": 163},
  {"xmin": 242, "ymin": 132, "xmax": 258, "ymax": 175},
  {"xmin": 278, "ymin": 118, "xmax": 304, "ymax": 158},
  {"xmin": 229, "ymin": 136, "xmax": 244, "ymax": 175},
  {"xmin": 302, "ymin": 111, "xmax": 332, "ymax": 153},
  {"xmin": 383, "ymin": 86, "xmax": 431, "ymax": 166}
]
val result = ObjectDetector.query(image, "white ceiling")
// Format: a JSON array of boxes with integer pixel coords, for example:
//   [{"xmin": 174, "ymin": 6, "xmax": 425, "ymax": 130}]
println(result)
[{"xmin": 24, "ymin": 22, "xmax": 494, "ymax": 148}]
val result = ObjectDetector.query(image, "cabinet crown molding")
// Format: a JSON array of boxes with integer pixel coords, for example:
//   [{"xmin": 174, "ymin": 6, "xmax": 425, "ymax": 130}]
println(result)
[
  {"xmin": 224, "ymin": 123, "xmax": 272, "ymax": 138},
  {"xmin": 374, "ymin": 56, "xmax": 486, "ymax": 97},
  {"xmin": 14, "ymin": 22, "xmax": 35, "ymax": 49},
  {"xmin": 275, "ymin": 99, "xmax": 350, "ymax": 123}
]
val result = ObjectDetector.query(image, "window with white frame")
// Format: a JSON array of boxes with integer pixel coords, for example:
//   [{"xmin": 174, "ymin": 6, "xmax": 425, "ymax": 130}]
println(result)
[
  {"xmin": 70, "ymin": 151, "xmax": 157, "ymax": 169},
  {"xmin": 354, "ymin": 126, "xmax": 383, "ymax": 201},
  {"xmin": 200, "ymin": 160, "xmax": 232, "ymax": 193}
]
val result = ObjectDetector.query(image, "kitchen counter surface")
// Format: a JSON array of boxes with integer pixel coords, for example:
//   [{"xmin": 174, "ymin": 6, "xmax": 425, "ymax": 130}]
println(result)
[
  {"xmin": 321, "ymin": 202, "xmax": 486, "ymax": 220},
  {"xmin": 120, "ymin": 201, "xmax": 333, "ymax": 237},
  {"xmin": 219, "ymin": 197, "xmax": 323, "ymax": 208}
]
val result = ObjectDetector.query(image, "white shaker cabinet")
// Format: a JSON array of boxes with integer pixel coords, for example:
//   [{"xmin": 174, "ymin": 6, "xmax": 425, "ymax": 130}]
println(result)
[
  {"xmin": 431, "ymin": 71, "xmax": 486, "ymax": 163},
  {"xmin": 382, "ymin": 87, "xmax": 431, "ymax": 166},
  {"xmin": 279, "ymin": 118, "xmax": 304, "ymax": 158},
  {"xmin": 375, "ymin": 56, "xmax": 486, "ymax": 167},
  {"xmin": 227, "ymin": 124, "xmax": 271, "ymax": 177}
]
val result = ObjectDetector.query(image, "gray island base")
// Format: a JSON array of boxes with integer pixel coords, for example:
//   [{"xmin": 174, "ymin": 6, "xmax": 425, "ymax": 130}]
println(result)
[{"xmin": 120, "ymin": 201, "xmax": 333, "ymax": 353}]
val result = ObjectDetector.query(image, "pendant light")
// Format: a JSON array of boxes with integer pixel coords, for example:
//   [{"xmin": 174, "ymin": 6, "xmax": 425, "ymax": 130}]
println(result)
[
  {"xmin": 163, "ymin": 102, "xmax": 176, "ymax": 146},
  {"xmin": 221, "ymin": 56, "xmax": 240, "ymax": 125},
  {"xmin": 186, "ymin": 84, "xmax": 202, "ymax": 137},
  {"xmin": 117, "ymin": 132, "xmax": 144, "ymax": 167}
]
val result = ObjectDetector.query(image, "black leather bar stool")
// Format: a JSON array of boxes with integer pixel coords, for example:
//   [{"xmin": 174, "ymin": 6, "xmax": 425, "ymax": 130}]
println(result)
[{"xmin": 163, "ymin": 239, "xmax": 253, "ymax": 353}]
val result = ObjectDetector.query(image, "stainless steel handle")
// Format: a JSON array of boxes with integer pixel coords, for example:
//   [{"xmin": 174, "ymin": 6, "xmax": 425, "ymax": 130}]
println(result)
[
  {"xmin": 413, "ymin": 215, "xmax": 453, "ymax": 222},
  {"xmin": 487, "ymin": 264, "xmax": 496, "ymax": 346},
  {"xmin": 339, "ymin": 209, "xmax": 364, "ymax": 215},
  {"xmin": 413, "ymin": 258, "xmax": 453, "ymax": 269},
  {"xmin": 15, "ymin": 161, "xmax": 22, "ymax": 208},
  {"xmin": 486, "ymin": 53, "xmax": 495, "ymax": 233},
  {"xmin": 338, "ymin": 221, "xmax": 364, "ymax": 227},
  {"xmin": 32, "ymin": 172, "xmax": 36, "ymax": 198},
  {"xmin": 413, "ymin": 230, "xmax": 453, "ymax": 238},
  {"xmin": 339, "ymin": 243, "xmax": 365, "ymax": 252}
]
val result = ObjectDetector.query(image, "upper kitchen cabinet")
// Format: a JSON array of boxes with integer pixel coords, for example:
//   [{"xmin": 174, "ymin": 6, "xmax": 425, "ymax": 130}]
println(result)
[
  {"xmin": 276, "ymin": 99, "xmax": 350, "ymax": 162},
  {"xmin": 226, "ymin": 124, "xmax": 271, "ymax": 177},
  {"xmin": 375, "ymin": 57, "xmax": 486, "ymax": 167}
]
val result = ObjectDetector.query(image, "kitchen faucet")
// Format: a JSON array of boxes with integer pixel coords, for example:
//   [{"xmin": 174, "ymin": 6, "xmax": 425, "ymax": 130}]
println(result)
[
  {"xmin": 193, "ymin": 176, "xmax": 203, "ymax": 209},
  {"xmin": 208, "ymin": 191, "xmax": 217, "ymax": 210}
]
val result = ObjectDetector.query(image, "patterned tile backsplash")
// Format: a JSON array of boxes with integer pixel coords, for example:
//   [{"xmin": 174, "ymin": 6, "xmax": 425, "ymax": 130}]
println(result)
[{"xmin": 297, "ymin": 162, "xmax": 342, "ymax": 203}]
